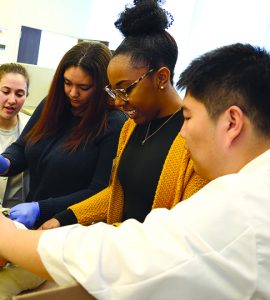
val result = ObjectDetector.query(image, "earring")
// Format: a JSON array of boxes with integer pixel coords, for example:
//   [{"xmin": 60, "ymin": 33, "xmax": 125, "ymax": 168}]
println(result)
[{"xmin": 160, "ymin": 86, "xmax": 164, "ymax": 90}]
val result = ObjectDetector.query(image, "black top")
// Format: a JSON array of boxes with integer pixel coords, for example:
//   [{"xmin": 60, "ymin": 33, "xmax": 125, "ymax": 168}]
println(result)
[
  {"xmin": 2, "ymin": 100, "xmax": 127, "ymax": 227},
  {"xmin": 55, "ymin": 109, "xmax": 184, "ymax": 226},
  {"xmin": 119, "ymin": 110, "xmax": 183, "ymax": 222}
]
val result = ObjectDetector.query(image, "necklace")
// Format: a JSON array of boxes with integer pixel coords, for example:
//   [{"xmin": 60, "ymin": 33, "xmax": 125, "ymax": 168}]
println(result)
[{"xmin": 141, "ymin": 107, "xmax": 182, "ymax": 145}]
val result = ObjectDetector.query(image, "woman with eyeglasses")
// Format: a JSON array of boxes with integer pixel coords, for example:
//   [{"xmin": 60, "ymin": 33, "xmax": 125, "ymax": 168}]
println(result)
[{"xmin": 40, "ymin": 0, "xmax": 207, "ymax": 231}]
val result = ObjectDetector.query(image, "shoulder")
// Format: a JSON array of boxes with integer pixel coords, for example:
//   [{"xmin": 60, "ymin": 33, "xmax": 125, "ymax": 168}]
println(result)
[
  {"xmin": 19, "ymin": 99, "xmax": 45, "ymax": 130},
  {"xmin": 35, "ymin": 99, "xmax": 46, "ymax": 113},
  {"xmin": 107, "ymin": 109, "xmax": 128, "ymax": 123},
  {"xmin": 29, "ymin": 99, "xmax": 46, "ymax": 119},
  {"xmin": 107, "ymin": 110, "xmax": 128, "ymax": 131}
]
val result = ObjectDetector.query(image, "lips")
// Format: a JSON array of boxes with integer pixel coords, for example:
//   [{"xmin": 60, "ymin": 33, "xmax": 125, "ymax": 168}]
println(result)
[
  {"xmin": 70, "ymin": 99, "xmax": 80, "ymax": 106},
  {"xmin": 4, "ymin": 106, "xmax": 16, "ymax": 113}
]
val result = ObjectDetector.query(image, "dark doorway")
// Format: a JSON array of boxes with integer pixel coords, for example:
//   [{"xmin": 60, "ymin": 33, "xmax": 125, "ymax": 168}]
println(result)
[{"xmin": 17, "ymin": 26, "xmax": 41, "ymax": 65}]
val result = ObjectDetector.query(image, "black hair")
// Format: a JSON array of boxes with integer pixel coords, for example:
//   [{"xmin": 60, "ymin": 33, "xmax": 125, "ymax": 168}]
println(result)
[
  {"xmin": 114, "ymin": 0, "xmax": 178, "ymax": 84},
  {"xmin": 177, "ymin": 43, "xmax": 270, "ymax": 137}
]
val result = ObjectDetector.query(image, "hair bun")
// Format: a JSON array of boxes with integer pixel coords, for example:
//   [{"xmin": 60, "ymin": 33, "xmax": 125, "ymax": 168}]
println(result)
[{"xmin": 115, "ymin": 0, "xmax": 174, "ymax": 37}]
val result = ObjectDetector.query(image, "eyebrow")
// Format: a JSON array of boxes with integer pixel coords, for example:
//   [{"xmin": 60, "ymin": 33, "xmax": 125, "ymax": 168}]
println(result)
[
  {"xmin": 1, "ymin": 86, "xmax": 26, "ymax": 93},
  {"xmin": 16, "ymin": 89, "xmax": 27, "ymax": 93},
  {"xmin": 79, "ymin": 84, "xmax": 94, "ymax": 88},
  {"xmin": 64, "ymin": 78, "xmax": 93, "ymax": 87},
  {"xmin": 114, "ymin": 79, "xmax": 130, "ymax": 89}
]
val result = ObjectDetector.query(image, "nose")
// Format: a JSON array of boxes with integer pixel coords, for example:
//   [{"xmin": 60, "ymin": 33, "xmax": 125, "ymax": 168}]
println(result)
[
  {"xmin": 69, "ymin": 86, "xmax": 79, "ymax": 97},
  {"xmin": 7, "ymin": 92, "xmax": 17, "ymax": 104}
]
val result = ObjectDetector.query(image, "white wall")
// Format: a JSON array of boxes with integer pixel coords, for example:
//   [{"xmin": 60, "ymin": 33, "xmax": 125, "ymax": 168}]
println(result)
[
  {"xmin": 20, "ymin": 63, "xmax": 55, "ymax": 108},
  {"xmin": 83, "ymin": 0, "xmax": 270, "ymax": 79},
  {"xmin": 0, "ymin": 0, "xmax": 93, "ymax": 63},
  {"xmin": 37, "ymin": 31, "xmax": 78, "ymax": 69},
  {"xmin": 1, "ymin": 0, "xmax": 270, "ymax": 90},
  {"xmin": 169, "ymin": 0, "xmax": 270, "ymax": 75},
  {"xmin": 0, "ymin": 0, "xmax": 95, "ymax": 106}
]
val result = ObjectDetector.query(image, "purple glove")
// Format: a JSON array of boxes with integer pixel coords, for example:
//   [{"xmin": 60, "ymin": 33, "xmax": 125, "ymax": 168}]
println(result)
[
  {"xmin": 0, "ymin": 154, "xmax": 9, "ymax": 174},
  {"xmin": 9, "ymin": 202, "xmax": 40, "ymax": 228}
]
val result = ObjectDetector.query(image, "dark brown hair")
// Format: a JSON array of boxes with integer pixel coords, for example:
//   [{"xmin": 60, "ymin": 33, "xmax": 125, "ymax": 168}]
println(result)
[{"xmin": 26, "ymin": 41, "xmax": 112, "ymax": 151}]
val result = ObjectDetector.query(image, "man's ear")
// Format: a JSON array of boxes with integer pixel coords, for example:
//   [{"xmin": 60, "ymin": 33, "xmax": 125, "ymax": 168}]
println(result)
[
  {"xmin": 224, "ymin": 105, "xmax": 244, "ymax": 147},
  {"xmin": 156, "ymin": 67, "xmax": 170, "ymax": 90}
]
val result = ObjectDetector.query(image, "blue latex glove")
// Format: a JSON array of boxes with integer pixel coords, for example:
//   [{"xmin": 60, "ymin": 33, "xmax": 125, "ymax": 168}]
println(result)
[
  {"xmin": 9, "ymin": 202, "xmax": 40, "ymax": 228},
  {"xmin": 0, "ymin": 154, "xmax": 9, "ymax": 174}
]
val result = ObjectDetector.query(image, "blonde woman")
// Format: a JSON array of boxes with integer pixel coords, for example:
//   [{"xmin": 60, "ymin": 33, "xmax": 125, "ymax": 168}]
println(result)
[{"xmin": 0, "ymin": 63, "xmax": 30, "ymax": 208}]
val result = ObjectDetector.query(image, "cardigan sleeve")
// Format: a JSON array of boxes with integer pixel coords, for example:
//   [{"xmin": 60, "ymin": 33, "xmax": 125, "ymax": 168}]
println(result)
[
  {"xmin": 68, "ymin": 186, "xmax": 111, "ymax": 225},
  {"xmin": 54, "ymin": 182, "xmax": 112, "ymax": 226}
]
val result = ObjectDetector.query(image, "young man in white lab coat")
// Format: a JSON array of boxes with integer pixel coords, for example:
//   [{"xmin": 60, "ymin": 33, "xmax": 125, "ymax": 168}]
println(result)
[{"xmin": 0, "ymin": 43, "xmax": 270, "ymax": 300}]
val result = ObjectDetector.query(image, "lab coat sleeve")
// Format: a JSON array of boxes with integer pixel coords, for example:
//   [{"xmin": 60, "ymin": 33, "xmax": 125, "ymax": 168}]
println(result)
[{"xmin": 38, "ymin": 175, "xmax": 258, "ymax": 300}]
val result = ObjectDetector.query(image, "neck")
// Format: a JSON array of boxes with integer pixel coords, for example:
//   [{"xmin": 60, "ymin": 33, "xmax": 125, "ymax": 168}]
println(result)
[
  {"xmin": 71, "ymin": 107, "xmax": 84, "ymax": 117},
  {"xmin": 0, "ymin": 115, "xmax": 18, "ymax": 130},
  {"xmin": 212, "ymin": 136, "xmax": 270, "ymax": 180},
  {"xmin": 238, "ymin": 139, "xmax": 270, "ymax": 169},
  {"xmin": 157, "ymin": 87, "xmax": 182, "ymax": 117}
]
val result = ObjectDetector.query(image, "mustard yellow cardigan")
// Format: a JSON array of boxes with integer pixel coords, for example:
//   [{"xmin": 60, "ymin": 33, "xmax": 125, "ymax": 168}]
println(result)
[{"xmin": 69, "ymin": 119, "xmax": 208, "ymax": 225}]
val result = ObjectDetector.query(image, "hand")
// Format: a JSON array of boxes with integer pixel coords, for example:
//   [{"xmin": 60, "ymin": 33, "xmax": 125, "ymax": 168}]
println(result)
[
  {"xmin": 0, "ymin": 154, "xmax": 10, "ymax": 174},
  {"xmin": 38, "ymin": 218, "xmax": 60, "ymax": 230},
  {"xmin": 9, "ymin": 202, "xmax": 40, "ymax": 228}
]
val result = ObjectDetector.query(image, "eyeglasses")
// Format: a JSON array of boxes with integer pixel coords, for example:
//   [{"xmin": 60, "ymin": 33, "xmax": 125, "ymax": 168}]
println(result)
[{"xmin": 105, "ymin": 69, "xmax": 154, "ymax": 103}]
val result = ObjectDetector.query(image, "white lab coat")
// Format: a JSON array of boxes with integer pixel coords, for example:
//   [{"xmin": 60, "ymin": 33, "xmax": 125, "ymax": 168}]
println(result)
[
  {"xmin": 38, "ymin": 149, "xmax": 270, "ymax": 300},
  {"xmin": 0, "ymin": 112, "xmax": 30, "ymax": 204}
]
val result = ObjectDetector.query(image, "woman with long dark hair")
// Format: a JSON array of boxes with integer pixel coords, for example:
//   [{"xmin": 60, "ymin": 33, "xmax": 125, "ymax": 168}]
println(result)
[{"xmin": 0, "ymin": 41, "xmax": 127, "ymax": 229}]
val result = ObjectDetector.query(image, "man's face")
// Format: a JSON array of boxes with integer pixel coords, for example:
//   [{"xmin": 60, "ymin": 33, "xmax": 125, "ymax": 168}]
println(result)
[{"xmin": 180, "ymin": 93, "xmax": 225, "ymax": 181}]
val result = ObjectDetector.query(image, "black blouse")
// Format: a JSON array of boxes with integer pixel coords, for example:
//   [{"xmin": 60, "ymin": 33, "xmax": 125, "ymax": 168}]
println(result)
[
  {"xmin": 2, "ymin": 100, "xmax": 127, "ymax": 227},
  {"xmin": 118, "ymin": 110, "xmax": 184, "ymax": 222}
]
